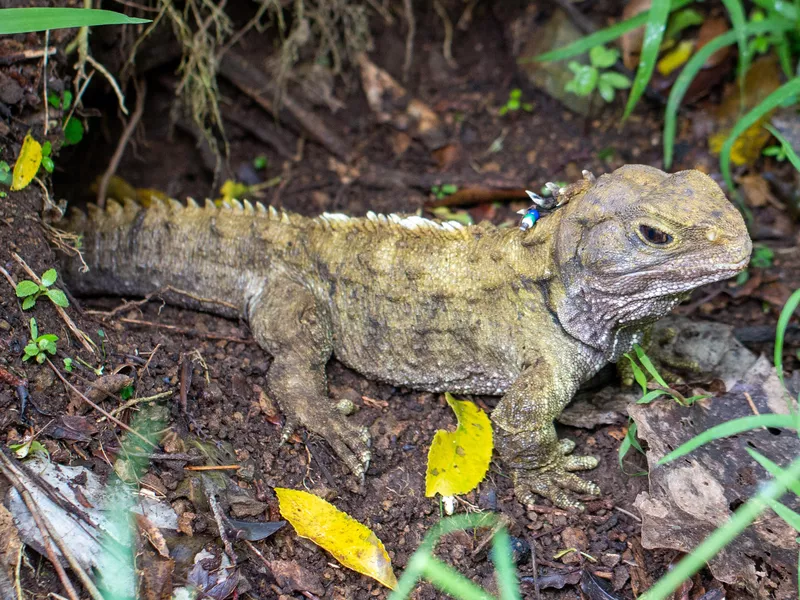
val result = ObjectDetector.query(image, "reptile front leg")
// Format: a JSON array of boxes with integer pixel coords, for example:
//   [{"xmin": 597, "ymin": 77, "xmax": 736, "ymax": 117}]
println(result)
[
  {"xmin": 492, "ymin": 361, "xmax": 600, "ymax": 510},
  {"xmin": 248, "ymin": 277, "xmax": 371, "ymax": 478}
]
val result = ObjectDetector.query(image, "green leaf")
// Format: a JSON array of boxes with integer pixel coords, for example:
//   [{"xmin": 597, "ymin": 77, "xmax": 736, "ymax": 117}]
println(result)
[
  {"xmin": 568, "ymin": 65, "xmax": 598, "ymax": 96},
  {"xmin": 42, "ymin": 340, "xmax": 57, "ymax": 355},
  {"xmin": 15, "ymin": 280, "xmax": 39, "ymax": 298},
  {"xmin": 38, "ymin": 334, "xmax": 58, "ymax": 343},
  {"xmin": 623, "ymin": 0, "xmax": 670, "ymax": 120},
  {"xmin": 589, "ymin": 45, "xmax": 619, "ymax": 69},
  {"xmin": 120, "ymin": 385, "xmax": 135, "ymax": 401},
  {"xmin": 41, "ymin": 141, "xmax": 52, "ymax": 157},
  {"xmin": 659, "ymin": 414, "xmax": 800, "ymax": 464},
  {"xmin": 23, "ymin": 343, "xmax": 38, "ymax": 357},
  {"xmin": 41, "ymin": 157, "xmax": 54, "ymax": 173},
  {"xmin": 63, "ymin": 357, "xmax": 73, "ymax": 372},
  {"xmin": 721, "ymin": 77, "xmax": 800, "ymax": 204},
  {"xmin": 252, "ymin": 155, "xmax": 268, "ymax": 170},
  {"xmin": 664, "ymin": 8, "xmax": 705, "ymax": 42},
  {"xmin": 764, "ymin": 123, "xmax": 800, "ymax": 174},
  {"xmin": 636, "ymin": 389, "xmax": 667, "ymax": 404},
  {"xmin": 764, "ymin": 499, "xmax": 800, "ymax": 532},
  {"xmin": 510, "ymin": 89, "xmax": 522, "ymax": 99},
  {"xmin": 62, "ymin": 90, "xmax": 73, "ymax": 111},
  {"xmin": 36, "ymin": 353, "xmax": 46, "ymax": 364},
  {"xmin": 41, "ymin": 268, "xmax": 57, "ymax": 287},
  {"xmin": 663, "ymin": 18, "xmax": 792, "ymax": 169},
  {"xmin": 29, "ymin": 318, "xmax": 37, "ymax": 340},
  {"xmin": 597, "ymin": 80, "xmax": 615, "ymax": 103},
  {"xmin": 599, "ymin": 72, "xmax": 632, "ymax": 89},
  {"xmin": 440, "ymin": 184, "xmax": 458, "ymax": 195},
  {"xmin": 47, "ymin": 92, "xmax": 61, "ymax": 109},
  {"xmin": 63, "ymin": 118, "xmax": 84, "ymax": 146},
  {"xmin": 524, "ymin": 0, "xmax": 694, "ymax": 63},
  {"xmin": 46, "ymin": 289, "xmax": 69, "ymax": 307},
  {"xmin": 0, "ymin": 8, "xmax": 150, "ymax": 35},
  {"xmin": 21, "ymin": 295, "xmax": 36, "ymax": 310},
  {"xmin": 751, "ymin": 245, "xmax": 774, "ymax": 269}
]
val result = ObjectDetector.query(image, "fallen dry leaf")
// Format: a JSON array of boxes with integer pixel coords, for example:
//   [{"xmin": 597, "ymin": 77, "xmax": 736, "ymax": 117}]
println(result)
[
  {"xmin": 275, "ymin": 487, "xmax": 397, "ymax": 589},
  {"xmin": 426, "ymin": 393, "xmax": 493, "ymax": 497},
  {"xmin": 11, "ymin": 133, "xmax": 41, "ymax": 191}
]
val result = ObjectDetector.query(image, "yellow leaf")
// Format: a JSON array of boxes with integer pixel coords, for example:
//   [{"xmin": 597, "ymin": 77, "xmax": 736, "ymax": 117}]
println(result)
[
  {"xmin": 709, "ymin": 120, "xmax": 771, "ymax": 166},
  {"xmin": 425, "ymin": 393, "xmax": 493, "ymax": 497},
  {"xmin": 275, "ymin": 488, "xmax": 398, "ymax": 589},
  {"xmin": 656, "ymin": 40, "xmax": 694, "ymax": 76},
  {"xmin": 11, "ymin": 134, "xmax": 42, "ymax": 191}
]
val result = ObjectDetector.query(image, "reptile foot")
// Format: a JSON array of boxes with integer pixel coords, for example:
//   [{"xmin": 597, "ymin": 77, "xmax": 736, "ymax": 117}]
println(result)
[
  {"xmin": 288, "ymin": 405, "xmax": 372, "ymax": 479},
  {"xmin": 512, "ymin": 440, "xmax": 599, "ymax": 511}
]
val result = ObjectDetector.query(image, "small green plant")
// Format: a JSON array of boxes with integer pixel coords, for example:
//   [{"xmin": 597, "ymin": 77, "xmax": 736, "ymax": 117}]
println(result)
[
  {"xmin": 565, "ymin": 46, "xmax": 631, "ymax": 103},
  {"xmin": 430, "ymin": 184, "xmax": 458, "ymax": 200},
  {"xmin": 15, "ymin": 268, "xmax": 69, "ymax": 310},
  {"xmin": 751, "ymin": 244, "xmax": 774, "ymax": 269},
  {"xmin": 63, "ymin": 357, "xmax": 73, "ymax": 372},
  {"xmin": 9, "ymin": 436, "xmax": 49, "ymax": 460},
  {"xmin": 498, "ymin": 89, "xmax": 533, "ymax": 116},
  {"xmin": 120, "ymin": 385, "xmax": 135, "ymax": 400},
  {"xmin": 0, "ymin": 161, "xmax": 11, "ymax": 188},
  {"xmin": 762, "ymin": 144, "xmax": 787, "ymax": 161},
  {"xmin": 41, "ymin": 141, "xmax": 54, "ymax": 173},
  {"xmin": 22, "ymin": 318, "xmax": 58, "ymax": 364},
  {"xmin": 48, "ymin": 91, "xmax": 83, "ymax": 147},
  {"xmin": 252, "ymin": 155, "xmax": 269, "ymax": 170}
]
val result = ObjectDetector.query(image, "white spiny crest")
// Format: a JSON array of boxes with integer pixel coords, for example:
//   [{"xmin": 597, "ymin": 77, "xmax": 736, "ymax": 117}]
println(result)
[
  {"xmin": 204, "ymin": 199, "xmax": 215, "ymax": 210},
  {"xmin": 106, "ymin": 199, "xmax": 123, "ymax": 217},
  {"xmin": 322, "ymin": 212, "xmax": 350, "ymax": 222},
  {"xmin": 256, "ymin": 202, "xmax": 267, "ymax": 214},
  {"xmin": 168, "ymin": 199, "xmax": 183, "ymax": 212},
  {"xmin": 243, "ymin": 200, "xmax": 254, "ymax": 213},
  {"xmin": 388, "ymin": 213, "xmax": 402, "ymax": 224},
  {"xmin": 186, "ymin": 197, "xmax": 199, "ymax": 209},
  {"xmin": 230, "ymin": 199, "xmax": 244, "ymax": 212},
  {"xmin": 269, "ymin": 206, "xmax": 278, "ymax": 219},
  {"xmin": 280, "ymin": 210, "xmax": 290, "ymax": 224},
  {"xmin": 220, "ymin": 201, "xmax": 232, "ymax": 211},
  {"xmin": 366, "ymin": 211, "xmax": 378, "ymax": 221}
]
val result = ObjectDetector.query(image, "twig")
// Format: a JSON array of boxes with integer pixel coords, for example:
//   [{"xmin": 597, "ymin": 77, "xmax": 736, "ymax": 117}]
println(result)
[
  {"xmin": 10, "ymin": 253, "xmax": 95, "ymax": 354},
  {"xmin": 202, "ymin": 476, "xmax": 237, "ymax": 565},
  {"xmin": 104, "ymin": 390, "xmax": 174, "ymax": 419},
  {"xmin": 87, "ymin": 285, "xmax": 239, "ymax": 317},
  {"xmin": 528, "ymin": 535, "xmax": 541, "ymax": 600},
  {"xmin": 402, "ymin": 0, "xmax": 415, "ymax": 82},
  {"xmin": 0, "ymin": 265, "xmax": 17, "ymax": 289},
  {"xmin": 119, "ymin": 318, "xmax": 255, "ymax": 344},
  {"xmin": 613, "ymin": 506, "xmax": 642, "ymax": 523},
  {"xmin": 185, "ymin": 465, "xmax": 241, "ymax": 471},
  {"xmin": 96, "ymin": 78, "xmax": 146, "ymax": 207},
  {"xmin": 0, "ymin": 46, "xmax": 56, "ymax": 66},
  {"xmin": 123, "ymin": 451, "xmax": 204, "ymax": 463},
  {"xmin": 433, "ymin": 0, "xmax": 457, "ymax": 68},
  {"xmin": 85, "ymin": 55, "xmax": 128, "ymax": 115},
  {"xmin": 0, "ymin": 459, "xmax": 80, "ymax": 600},
  {"xmin": 43, "ymin": 30, "xmax": 50, "ymax": 136},
  {"xmin": 46, "ymin": 359, "xmax": 157, "ymax": 449}
]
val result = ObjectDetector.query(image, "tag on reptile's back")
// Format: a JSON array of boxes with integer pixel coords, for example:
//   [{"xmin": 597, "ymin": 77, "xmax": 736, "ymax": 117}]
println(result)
[{"xmin": 425, "ymin": 393, "xmax": 493, "ymax": 498}]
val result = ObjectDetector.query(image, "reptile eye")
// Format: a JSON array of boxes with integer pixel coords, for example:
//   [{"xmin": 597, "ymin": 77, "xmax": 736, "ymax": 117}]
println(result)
[{"xmin": 639, "ymin": 224, "xmax": 673, "ymax": 245}]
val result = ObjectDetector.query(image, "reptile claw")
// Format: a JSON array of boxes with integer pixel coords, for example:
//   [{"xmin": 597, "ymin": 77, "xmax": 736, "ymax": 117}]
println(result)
[
  {"xmin": 545, "ymin": 182, "xmax": 560, "ymax": 197},
  {"xmin": 582, "ymin": 169, "xmax": 596, "ymax": 183}
]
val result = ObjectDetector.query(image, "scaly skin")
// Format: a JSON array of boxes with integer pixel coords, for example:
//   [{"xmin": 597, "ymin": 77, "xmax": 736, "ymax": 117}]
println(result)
[{"xmin": 58, "ymin": 165, "xmax": 751, "ymax": 509}]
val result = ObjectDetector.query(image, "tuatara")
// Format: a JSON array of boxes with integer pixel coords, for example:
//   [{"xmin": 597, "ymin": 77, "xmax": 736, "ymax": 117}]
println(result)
[{"xmin": 58, "ymin": 165, "xmax": 751, "ymax": 509}]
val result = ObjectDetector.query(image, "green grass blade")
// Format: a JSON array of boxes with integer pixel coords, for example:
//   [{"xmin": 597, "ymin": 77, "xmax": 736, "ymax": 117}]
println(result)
[
  {"xmin": 634, "ymin": 345, "xmax": 668, "ymax": 387},
  {"xmin": 663, "ymin": 18, "xmax": 791, "ymax": 168},
  {"xmin": 659, "ymin": 414, "xmax": 799, "ymax": 464},
  {"xmin": 751, "ymin": 0, "xmax": 799, "ymax": 20},
  {"xmin": 775, "ymin": 287, "xmax": 800, "ymax": 390},
  {"xmin": 764, "ymin": 498, "xmax": 800, "ymax": 531},
  {"xmin": 492, "ymin": 527, "xmax": 522, "ymax": 600},
  {"xmin": 420, "ymin": 557, "xmax": 495, "ymax": 600},
  {"xmin": 523, "ymin": 0, "xmax": 694, "ymax": 64},
  {"xmin": 0, "ymin": 8, "xmax": 149, "ymax": 34},
  {"xmin": 721, "ymin": 0, "xmax": 749, "ymax": 99},
  {"xmin": 775, "ymin": 34, "xmax": 793, "ymax": 79},
  {"xmin": 641, "ymin": 455, "xmax": 800, "ymax": 600},
  {"xmin": 746, "ymin": 447, "xmax": 800, "ymax": 496},
  {"xmin": 721, "ymin": 76, "xmax": 800, "ymax": 204},
  {"xmin": 622, "ymin": 0, "xmax": 670, "ymax": 120},
  {"xmin": 764, "ymin": 123, "xmax": 800, "ymax": 173}
]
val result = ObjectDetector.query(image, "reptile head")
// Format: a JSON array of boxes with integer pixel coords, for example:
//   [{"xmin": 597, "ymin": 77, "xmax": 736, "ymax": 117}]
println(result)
[{"xmin": 553, "ymin": 164, "xmax": 751, "ymax": 351}]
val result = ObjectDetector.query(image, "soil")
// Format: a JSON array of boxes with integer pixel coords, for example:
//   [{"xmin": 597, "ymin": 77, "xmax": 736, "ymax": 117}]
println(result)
[{"xmin": 1, "ymin": 2, "xmax": 799, "ymax": 599}]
